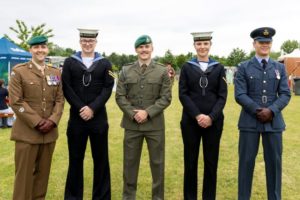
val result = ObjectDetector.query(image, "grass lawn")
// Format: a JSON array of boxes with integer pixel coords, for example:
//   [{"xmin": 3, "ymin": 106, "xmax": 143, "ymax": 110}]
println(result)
[{"xmin": 0, "ymin": 83, "xmax": 299, "ymax": 199}]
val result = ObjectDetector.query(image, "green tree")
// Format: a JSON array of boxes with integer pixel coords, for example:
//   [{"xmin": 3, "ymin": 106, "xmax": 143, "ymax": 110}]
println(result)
[
  {"xmin": 226, "ymin": 48, "xmax": 247, "ymax": 66},
  {"xmin": 280, "ymin": 40, "xmax": 299, "ymax": 54},
  {"xmin": 159, "ymin": 50, "xmax": 176, "ymax": 66},
  {"xmin": 4, "ymin": 19, "xmax": 54, "ymax": 50},
  {"xmin": 48, "ymin": 44, "xmax": 75, "ymax": 57}
]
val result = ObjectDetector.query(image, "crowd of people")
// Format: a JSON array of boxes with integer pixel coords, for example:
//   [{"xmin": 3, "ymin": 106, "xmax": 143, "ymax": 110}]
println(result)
[{"xmin": 4, "ymin": 26, "xmax": 291, "ymax": 200}]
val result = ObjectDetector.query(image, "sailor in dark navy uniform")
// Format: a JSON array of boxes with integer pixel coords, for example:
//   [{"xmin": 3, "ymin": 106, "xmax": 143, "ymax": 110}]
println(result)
[
  {"xmin": 234, "ymin": 27, "xmax": 291, "ymax": 200},
  {"xmin": 179, "ymin": 32, "xmax": 227, "ymax": 200},
  {"xmin": 62, "ymin": 29, "xmax": 114, "ymax": 200}
]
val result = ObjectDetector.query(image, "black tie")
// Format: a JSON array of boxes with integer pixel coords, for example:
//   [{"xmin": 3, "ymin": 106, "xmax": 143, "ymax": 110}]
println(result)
[{"xmin": 261, "ymin": 59, "xmax": 267, "ymax": 70}]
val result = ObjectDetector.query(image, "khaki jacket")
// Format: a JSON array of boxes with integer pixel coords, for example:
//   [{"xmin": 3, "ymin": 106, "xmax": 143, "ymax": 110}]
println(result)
[
  {"xmin": 116, "ymin": 61, "xmax": 172, "ymax": 131},
  {"xmin": 9, "ymin": 61, "xmax": 64, "ymax": 144}
]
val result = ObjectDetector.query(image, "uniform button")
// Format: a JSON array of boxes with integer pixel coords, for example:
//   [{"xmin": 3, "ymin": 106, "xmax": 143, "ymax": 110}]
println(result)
[
  {"xmin": 140, "ymin": 85, "xmax": 144, "ymax": 89},
  {"xmin": 263, "ymin": 80, "xmax": 266, "ymax": 83},
  {"xmin": 43, "ymin": 88, "xmax": 46, "ymax": 91},
  {"xmin": 263, "ymin": 90, "xmax": 266, "ymax": 93},
  {"xmin": 43, "ymin": 98, "xmax": 46, "ymax": 101},
  {"xmin": 140, "ymin": 95, "xmax": 143, "ymax": 98},
  {"xmin": 264, "ymin": 72, "xmax": 267, "ymax": 74}
]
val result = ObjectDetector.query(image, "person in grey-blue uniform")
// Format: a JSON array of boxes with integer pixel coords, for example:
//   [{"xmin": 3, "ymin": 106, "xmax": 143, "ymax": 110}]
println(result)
[{"xmin": 234, "ymin": 27, "xmax": 291, "ymax": 200}]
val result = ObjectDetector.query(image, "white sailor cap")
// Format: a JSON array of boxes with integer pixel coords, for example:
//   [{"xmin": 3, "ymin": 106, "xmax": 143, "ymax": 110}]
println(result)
[
  {"xmin": 78, "ymin": 28, "xmax": 99, "ymax": 38},
  {"xmin": 191, "ymin": 32, "xmax": 213, "ymax": 41}
]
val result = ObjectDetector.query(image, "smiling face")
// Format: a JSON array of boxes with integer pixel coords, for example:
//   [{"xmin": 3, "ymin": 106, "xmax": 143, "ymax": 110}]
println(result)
[
  {"xmin": 135, "ymin": 43, "xmax": 153, "ymax": 62},
  {"xmin": 80, "ymin": 37, "xmax": 97, "ymax": 55},
  {"xmin": 253, "ymin": 40, "xmax": 272, "ymax": 57},
  {"xmin": 29, "ymin": 44, "xmax": 49, "ymax": 64},
  {"xmin": 193, "ymin": 40, "xmax": 211, "ymax": 61}
]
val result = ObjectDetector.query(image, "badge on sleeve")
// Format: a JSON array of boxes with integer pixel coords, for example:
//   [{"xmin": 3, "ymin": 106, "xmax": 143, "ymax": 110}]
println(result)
[{"xmin": 19, "ymin": 107, "xmax": 25, "ymax": 113}]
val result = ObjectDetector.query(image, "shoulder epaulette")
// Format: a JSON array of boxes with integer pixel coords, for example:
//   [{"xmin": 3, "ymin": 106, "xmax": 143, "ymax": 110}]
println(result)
[
  {"xmin": 13, "ymin": 62, "xmax": 28, "ymax": 69},
  {"xmin": 124, "ymin": 62, "xmax": 135, "ymax": 67},
  {"xmin": 155, "ymin": 62, "xmax": 166, "ymax": 67}
]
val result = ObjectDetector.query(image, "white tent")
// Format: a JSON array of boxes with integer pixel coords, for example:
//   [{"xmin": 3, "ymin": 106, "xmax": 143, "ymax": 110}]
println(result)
[{"xmin": 278, "ymin": 49, "xmax": 300, "ymax": 61}]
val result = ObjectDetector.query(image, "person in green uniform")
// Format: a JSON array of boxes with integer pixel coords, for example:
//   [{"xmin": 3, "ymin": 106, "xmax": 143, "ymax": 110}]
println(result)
[{"xmin": 116, "ymin": 35, "xmax": 172, "ymax": 200}]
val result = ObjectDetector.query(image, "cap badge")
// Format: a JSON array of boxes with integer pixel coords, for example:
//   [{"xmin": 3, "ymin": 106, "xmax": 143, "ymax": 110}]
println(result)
[{"xmin": 263, "ymin": 29, "xmax": 269, "ymax": 36}]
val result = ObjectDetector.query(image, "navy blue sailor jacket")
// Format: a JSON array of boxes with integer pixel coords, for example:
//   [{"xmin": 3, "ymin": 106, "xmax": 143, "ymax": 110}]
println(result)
[
  {"xmin": 179, "ymin": 58, "xmax": 227, "ymax": 130},
  {"xmin": 62, "ymin": 52, "xmax": 114, "ymax": 126},
  {"xmin": 234, "ymin": 57, "xmax": 291, "ymax": 132}
]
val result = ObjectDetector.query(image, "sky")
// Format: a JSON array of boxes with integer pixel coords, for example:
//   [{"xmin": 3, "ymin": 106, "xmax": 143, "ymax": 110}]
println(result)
[{"xmin": 1, "ymin": 0, "xmax": 299, "ymax": 57}]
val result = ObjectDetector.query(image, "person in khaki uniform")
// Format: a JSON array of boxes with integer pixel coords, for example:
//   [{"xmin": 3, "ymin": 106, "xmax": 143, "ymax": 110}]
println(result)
[
  {"xmin": 116, "ymin": 35, "xmax": 172, "ymax": 200},
  {"xmin": 8, "ymin": 35, "xmax": 64, "ymax": 200}
]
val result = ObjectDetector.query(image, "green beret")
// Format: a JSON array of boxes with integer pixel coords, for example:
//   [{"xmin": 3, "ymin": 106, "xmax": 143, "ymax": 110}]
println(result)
[
  {"xmin": 27, "ymin": 35, "xmax": 48, "ymax": 46},
  {"xmin": 134, "ymin": 35, "xmax": 152, "ymax": 48}
]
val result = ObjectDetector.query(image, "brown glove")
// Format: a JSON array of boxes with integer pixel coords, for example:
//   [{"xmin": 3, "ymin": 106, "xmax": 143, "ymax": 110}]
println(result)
[{"xmin": 256, "ymin": 108, "xmax": 273, "ymax": 123}]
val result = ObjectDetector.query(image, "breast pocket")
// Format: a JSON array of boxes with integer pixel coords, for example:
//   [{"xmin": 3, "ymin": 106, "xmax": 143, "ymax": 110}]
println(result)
[
  {"xmin": 248, "ymin": 75, "xmax": 261, "ymax": 93},
  {"xmin": 23, "ymin": 80, "xmax": 41, "ymax": 99},
  {"xmin": 147, "ymin": 78, "xmax": 162, "ymax": 95},
  {"xmin": 125, "ymin": 78, "xmax": 138, "ymax": 96}
]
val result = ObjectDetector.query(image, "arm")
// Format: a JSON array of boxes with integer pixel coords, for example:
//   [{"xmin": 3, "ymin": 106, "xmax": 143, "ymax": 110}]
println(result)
[
  {"xmin": 179, "ymin": 64, "xmax": 201, "ymax": 118},
  {"xmin": 145, "ymin": 68, "xmax": 172, "ymax": 118},
  {"xmin": 88, "ymin": 61, "xmax": 114, "ymax": 113},
  {"xmin": 234, "ymin": 64, "xmax": 260, "ymax": 115},
  {"xmin": 208, "ymin": 66, "xmax": 228, "ymax": 121},
  {"xmin": 8, "ymin": 69, "xmax": 42, "ymax": 128},
  {"xmin": 61, "ymin": 58, "xmax": 85, "ymax": 111},
  {"xmin": 115, "ymin": 67, "xmax": 136, "ymax": 119},
  {"xmin": 268, "ymin": 64, "xmax": 291, "ymax": 116}
]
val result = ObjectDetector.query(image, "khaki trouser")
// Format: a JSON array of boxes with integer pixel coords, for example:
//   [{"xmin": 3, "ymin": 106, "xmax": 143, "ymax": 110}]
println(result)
[
  {"xmin": 123, "ymin": 129, "xmax": 165, "ymax": 200},
  {"xmin": 13, "ymin": 141, "xmax": 56, "ymax": 200}
]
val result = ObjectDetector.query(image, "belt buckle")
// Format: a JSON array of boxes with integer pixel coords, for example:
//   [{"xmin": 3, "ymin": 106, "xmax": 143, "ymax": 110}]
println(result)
[{"xmin": 262, "ymin": 95, "xmax": 267, "ymax": 104}]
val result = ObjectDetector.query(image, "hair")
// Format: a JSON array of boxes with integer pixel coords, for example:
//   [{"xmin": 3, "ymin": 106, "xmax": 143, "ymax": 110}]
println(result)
[{"xmin": 0, "ymin": 79, "xmax": 4, "ymax": 87}]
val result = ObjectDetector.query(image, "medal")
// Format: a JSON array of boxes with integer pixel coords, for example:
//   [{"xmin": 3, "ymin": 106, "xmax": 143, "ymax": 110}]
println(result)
[{"xmin": 275, "ymin": 69, "xmax": 280, "ymax": 80}]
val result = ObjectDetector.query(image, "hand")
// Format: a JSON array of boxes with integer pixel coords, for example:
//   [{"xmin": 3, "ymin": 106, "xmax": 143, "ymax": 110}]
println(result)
[
  {"xmin": 36, "ymin": 119, "xmax": 55, "ymax": 134},
  {"xmin": 196, "ymin": 114, "xmax": 212, "ymax": 128},
  {"xmin": 256, "ymin": 108, "xmax": 273, "ymax": 123},
  {"xmin": 35, "ymin": 119, "xmax": 47, "ymax": 131},
  {"xmin": 133, "ymin": 109, "xmax": 148, "ymax": 124},
  {"xmin": 80, "ymin": 106, "xmax": 94, "ymax": 121}
]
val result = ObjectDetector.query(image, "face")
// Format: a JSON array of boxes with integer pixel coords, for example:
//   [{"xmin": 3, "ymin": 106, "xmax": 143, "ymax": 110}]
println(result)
[
  {"xmin": 253, "ymin": 40, "xmax": 272, "ymax": 57},
  {"xmin": 193, "ymin": 40, "xmax": 211, "ymax": 59},
  {"xmin": 80, "ymin": 37, "xmax": 97, "ymax": 54},
  {"xmin": 29, "ymin": 44, "xmax": 49, "ymax": 63},
  {"xmin": 135, "ymin": 43, "xmax": 153, "ymax": 61}
]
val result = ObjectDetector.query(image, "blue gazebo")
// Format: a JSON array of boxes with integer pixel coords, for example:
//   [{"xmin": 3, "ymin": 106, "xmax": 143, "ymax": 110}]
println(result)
[{"xmin": 0, "ymin": 37, "xmax": 31, "ymax": 84}]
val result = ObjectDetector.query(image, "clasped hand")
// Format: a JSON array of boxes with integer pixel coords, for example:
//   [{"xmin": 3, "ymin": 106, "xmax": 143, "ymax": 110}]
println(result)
[
  {"xmin": 35, "ymin": 119, "xmax": 55, "ymax": 134},
  {"xmin": 196, "ymin": 114, "xmax": 212, "ymax": 128},
  {"xmin": 256, "ymin": 108, "xmax": 273, "ymax": 123},
  {"xmin": 80, "ymin": 106, "xmax": 94, "ymax": 121},
  {"xmin": 133, "ymin": 109, "xmax": 148, "ymax": 124}
]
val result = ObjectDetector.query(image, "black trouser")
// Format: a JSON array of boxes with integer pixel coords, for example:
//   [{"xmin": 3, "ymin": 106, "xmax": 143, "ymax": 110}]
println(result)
[
  {"xmin": 64, "ymin": 121, "xmax": 111, "ymax": 200},
  {"xmin": 181, "ymin": 121, "xmax": 222, "ymax": 200}
]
